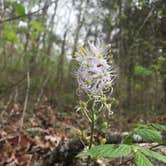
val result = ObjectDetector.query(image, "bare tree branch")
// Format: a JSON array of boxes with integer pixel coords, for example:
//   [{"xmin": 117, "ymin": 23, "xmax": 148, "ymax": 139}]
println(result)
[{"xmin": 0, "ymin": 4, "xmax": 49, "ymax": 24}]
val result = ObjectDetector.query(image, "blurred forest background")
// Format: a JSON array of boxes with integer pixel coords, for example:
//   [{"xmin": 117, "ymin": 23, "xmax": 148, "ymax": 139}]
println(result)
[
  {"xmin": 0, "ymin": 0, "xmax": 165, "ymax": 122},
  {"xmin": 0, "ymin": 0, "xmax": 166, "ymax": 164}
]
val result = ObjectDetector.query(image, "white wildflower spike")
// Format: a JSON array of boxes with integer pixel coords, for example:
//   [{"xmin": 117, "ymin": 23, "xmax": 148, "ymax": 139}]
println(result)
[{"xmin": 75, "ymin": 42, "xmax": 116, "ymax": 98}]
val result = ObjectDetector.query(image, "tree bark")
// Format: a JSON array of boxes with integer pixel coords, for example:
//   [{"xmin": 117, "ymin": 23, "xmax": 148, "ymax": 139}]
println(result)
[
  {"xmin": 46, "ymin": 0, "xmax": 59, "ymax": 56},
  {"xmin": 56, "ymin": 29, "xmax": 68, "ymax": 91},
  {"xmin": 160, "ymin": 7, "xmax": 166, "ymax": 104}
]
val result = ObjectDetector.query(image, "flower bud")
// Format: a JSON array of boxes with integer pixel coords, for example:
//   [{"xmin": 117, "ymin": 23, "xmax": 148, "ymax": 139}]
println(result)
[
  {"xmin": 80, "ymin": 101, "xmax": 87, "ymax": 108},
  {"xmin": 76, "ymin": 129, "xmax": 82, "ymax": 137},
  {"xmin": 101, "ymin": 121, "xmax": 108, "ymax": 130},
  {"xmin": 101, "ymin": 96, "xmax": 107, "ymax": 103},
  {"xmin": 100, "ymin": 138, "xmax": 107, "ymax": 144}
]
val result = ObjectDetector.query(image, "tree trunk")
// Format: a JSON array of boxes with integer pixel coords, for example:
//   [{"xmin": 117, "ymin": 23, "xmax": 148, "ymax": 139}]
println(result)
[
  {"xmin": 56, "ymin": 30, "xmax": 68, "ymax": 92},
  {"xmin": 46, "ymin": 0, "xmax": 59, "ymax": 56},
  {"xmin": 160, "ymin": 8, "xmax": 166, "ymax": 104}
]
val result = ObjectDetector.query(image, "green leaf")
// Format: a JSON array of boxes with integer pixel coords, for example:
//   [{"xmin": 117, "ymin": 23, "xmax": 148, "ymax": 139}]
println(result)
[
  {"xmin": 30, "ymin": 21, "xmax": 45, "ymax": 32},
  {"xmin": 134, "ymin": 66, "xmax": 151, "ymax": 76},
  {"xmin": 113, "ymin": 3, "xmax": 119, "ymax": 10},
  {"xmin": 134, "ymin": 128, "xmax": 162, "ymax": 143},
  {"xmin": 140, "ymin": 147, "xmax": 166, "ymax": 164},
  {"xmin": 132, "ymin": 123, "xmax": 149, "ymax": 129},
  {"xmin": 13, "ymin": 2, "xmax": 25, "ymax": 16},
  {"xmin": 107, "ymin": 144, "xmax": 132, "ymax": 158},
  {"xmin": 134, "ymin": 66, "xmax": 145, "ymax": 74},
  {"xmin": 135, "ymin": 151, "xmax": 153, "ymax": 166},
  {"xmin": 77, "ymin": 144, "xmax": 114, "ymax": 158},
  {"xmin": 151, "ymin": 123, "xmax": 166, "ymax": 132},
  {"xmin": 3, "ymin": 29, "xmax": 18, "ymax": 43},
  {"xmin": 77, "ymin": 144, "xmax": 132, "ymax": 158},
  {"xmin": 150, "ymin": 64, "xmax": 160, "ymax": 71},
  {"xmin": 158, "ymin": 56, "xmax": 166, "ymax": 63},
  {"xmin": 123, "ymin": 133, "xmax": 133, "ymax": 144}
]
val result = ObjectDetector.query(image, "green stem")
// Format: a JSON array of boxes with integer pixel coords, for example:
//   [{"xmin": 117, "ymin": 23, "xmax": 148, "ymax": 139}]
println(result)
[
  {"xmin": 82, "ymin": 108, "xmax": 91, "ymax": 123},
  {"xmin": 89, "ymin": 108, "xmax": 95, "ymax": 149},
  {"xmin": 87, "ymin": 101, "xmax": 96, "ymax": 166},
  {"xmin": 87, "ymin": 108, "xmax": 95, "ymax": 166}
]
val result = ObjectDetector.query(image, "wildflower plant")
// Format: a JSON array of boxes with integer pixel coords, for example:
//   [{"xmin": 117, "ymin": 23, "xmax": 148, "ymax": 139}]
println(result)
[
  {"xmin": 75, "ymin": 42, "xmax": 166, "ymax": 166},
  {"xmin": 75, "ymin": 41, "xmax": 116, "ymax": 150}
]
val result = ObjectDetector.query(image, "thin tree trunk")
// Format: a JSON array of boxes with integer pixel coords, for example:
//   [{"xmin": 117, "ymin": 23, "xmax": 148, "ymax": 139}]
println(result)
[
  {"xmin": 67, "ymin": 0, "xmax": 89, "ymax": 96},
  {"xmin": 160, "ymin": 8, "xmax": 166, "ymax": 104},
  {"xmin": 46, "ymin": 0, "xmax": 59, "ymax": 56},
  {"xmin": 71, "ymin": 0, "xmax": 88, "ymax": 57},
  {"xmin": 126, "ymin": 52, "xmax": 134, "ymax": 110},
  {"xmin": 83, "ymin": 28, "xmax": 91, "ymax": 46},
  {"xmin": 94, "ymin": 25, "xmax": 98, "ymax": 45},
  {"xmin": 56, "ymin": 29, "xmax": 68, "ymax": 91}
]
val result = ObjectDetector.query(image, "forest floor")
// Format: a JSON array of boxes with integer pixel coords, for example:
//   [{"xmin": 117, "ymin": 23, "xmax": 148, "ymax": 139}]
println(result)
[{"xmin": 0, "ymin": 101, "xmax": 165, "ymax": 165}]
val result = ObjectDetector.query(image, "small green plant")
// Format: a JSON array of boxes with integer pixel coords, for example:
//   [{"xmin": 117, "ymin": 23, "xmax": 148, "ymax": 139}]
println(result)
[{"xmin": 77, "ymin": 123, "xmax": 166, "ymax": 166}]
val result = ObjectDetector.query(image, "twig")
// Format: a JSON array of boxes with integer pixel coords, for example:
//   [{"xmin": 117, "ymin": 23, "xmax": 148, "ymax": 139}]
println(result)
[
  {"xmin": 150, "ymin": 143, "xmax": 165, "ymax": 150},
  {"xmin": 0, "ymin": 3, "xmax": 49, "ymax": 24},
  {"xmin": 0, "ymin": 136, "xmax": 16, "ymax": 142},
  {"xmin": 135, "ymin": 7, "xmax": 154, "ymax": 38},
  {"xmin": 0, "ymin": 9, "xmax": 40, "ymax": 24},
  {"xmin": 126, "ymin": 6, "xmax": 154, "ymax": 56},
  {"xmin": 20, "ymin": 70, "xmax": 30, "ymax": 130}
]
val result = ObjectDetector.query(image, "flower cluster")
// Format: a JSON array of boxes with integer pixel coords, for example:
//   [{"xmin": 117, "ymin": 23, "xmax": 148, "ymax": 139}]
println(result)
[{"xmin": 75, "ymin": 42, "xmax": 116, "ymax": 98}]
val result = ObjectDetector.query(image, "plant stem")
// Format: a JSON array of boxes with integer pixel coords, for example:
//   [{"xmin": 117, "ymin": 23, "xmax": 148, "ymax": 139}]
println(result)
[
  {"xmin": 89, "ymin": 108, "xmax": 95, "ymax": 149},
  {"xmin": 87, "ymin": 108, "xmax": 95, "ymax": 166},
  {"xmin": 82, "ymin": 108, "xmax": 92, "ymax": 123}
]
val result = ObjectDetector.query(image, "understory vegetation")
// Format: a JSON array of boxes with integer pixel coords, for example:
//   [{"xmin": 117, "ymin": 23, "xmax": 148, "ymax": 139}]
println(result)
[{"xmin": 0, "ymin": 0, "xmax": 165, "ymax": 165}]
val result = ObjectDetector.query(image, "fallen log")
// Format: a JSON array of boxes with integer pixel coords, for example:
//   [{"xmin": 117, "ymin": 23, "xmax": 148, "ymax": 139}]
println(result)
[
  {"xmin": 40, "ymin": 131, "xmax": 166, "ymax": 166},
  {"xmin": 41, "ymin": 137, "xmax": 84, "ymax": 166}
]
